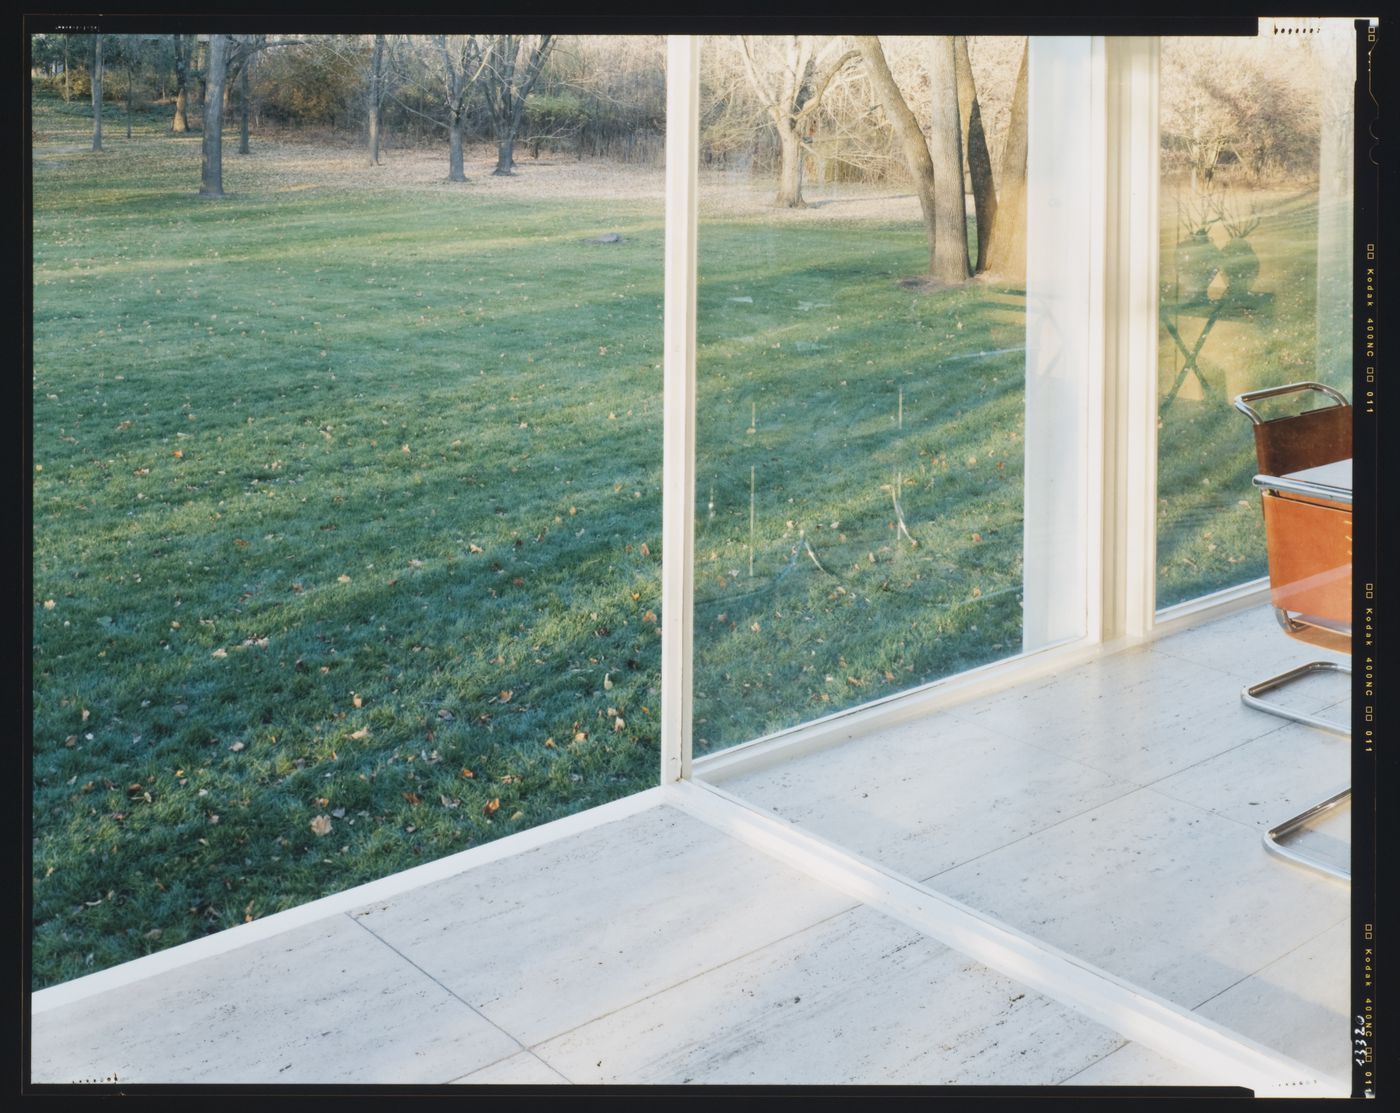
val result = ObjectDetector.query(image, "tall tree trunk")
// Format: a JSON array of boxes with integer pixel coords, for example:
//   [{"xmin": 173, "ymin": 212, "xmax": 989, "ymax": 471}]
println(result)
[
  {"xmin": 367, "ymin": 33, "xmax": 385, "ymax": 166},
  {"xmin": 855, "ymin": 37, "xmax": 942, "ymax": 279},
  {"xmin": 494, "ymin": 137, "xmax": 515, "ymax": 175},
  {"xmin": 91, "ymin": 36, "xmax": 103, "ymax": 152},
  {"xmin": 775, "ymin": 120, "xmax": 806, "ymax": 208},
  {"xmin": 199, "ymin": 35, "xmax": 229, "ymax": 197},
  {"xmin": 982, "ymin": 41, "xmax": 1028, "ymax": 281},
  {"xmin": 448, "ymin": 115, "xmax": 466, "ymax": 181},
  {"xmin": 172, "ymin": 35, "xmax": 190, "ymax": 133},
  {"xmin": 63, "ymin": 35, "xmax": 70, "ymax": 101},
  {"xmin": 125, "ymin": 57, "xmax": 133, "ymax": 140},
  {"xmin": 954, "ymin": 36, "xmax": 997, "ymax": 274},
  {"xmin": 238, "ymin": 57, "xmax": 250, "ymax": 154},
  {"xmin": 927, "ymin": 36, "xmax": 970, "ymax": 282},
  {"xmin": 196, "ymin": 36, "xmax": 208, "ymax": 130}
]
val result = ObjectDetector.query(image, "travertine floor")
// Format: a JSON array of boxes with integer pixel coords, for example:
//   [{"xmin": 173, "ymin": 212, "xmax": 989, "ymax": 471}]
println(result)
[
  {"xmin": 717, "ymin": 605, "xmax": 1352, "ymax": 1081},
  {"xmin": 31, "ymin": 605, "xmax": 1352, "ymax": 1089}
]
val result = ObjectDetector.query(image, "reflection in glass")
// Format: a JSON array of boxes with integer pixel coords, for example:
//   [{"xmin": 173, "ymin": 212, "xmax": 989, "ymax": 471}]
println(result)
[{"xmin": 1156, "ymin": 22, "xmax": 1354, "ymax": 609}]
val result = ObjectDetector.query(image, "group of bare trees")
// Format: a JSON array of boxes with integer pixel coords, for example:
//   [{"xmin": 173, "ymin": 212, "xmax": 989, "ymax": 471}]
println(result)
[
  {"xmin": 424, "ymin": 35, "xmax": 554, "ymax": 180},
  {"xmin": 37, "ymin": 30, "xmax": 1327, "ymax": 288},
  {"xmin": 729, "ymin": 34, "xmax": 1027, "ymax": 283},
  {"xmin": 38, "ymin": 31, "xmax": 1030, "ymax": 281},
  {"xmin": 703, "ymin": 34, "xmax": 1029, "ymax": 283}
]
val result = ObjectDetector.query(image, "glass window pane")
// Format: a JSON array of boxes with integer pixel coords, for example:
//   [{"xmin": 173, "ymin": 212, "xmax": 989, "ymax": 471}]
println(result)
[
  {"xmin": 1156, "ymin": 22, "xmax": 1354, "ymax": 609},
  {"xmin": 29, "ymin": 30, "xmax": 665, "ymax": 987},
  {"xmin": 692, "ymin": 34, "xmax": 1087, "ymax": 755}
]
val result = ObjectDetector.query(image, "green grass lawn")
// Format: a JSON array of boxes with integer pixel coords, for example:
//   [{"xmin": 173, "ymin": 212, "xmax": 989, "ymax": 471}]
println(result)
[
  {"xmin": 692, "ymin": 231, "xmax": 1026, "ymax": 750},
  {"xmin": 32, "ymin": 104, "xmax": 671, "ymax": 986}
]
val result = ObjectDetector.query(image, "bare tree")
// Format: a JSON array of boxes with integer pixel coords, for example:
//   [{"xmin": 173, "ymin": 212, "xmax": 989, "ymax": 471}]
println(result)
[
  {"xmin": 482, "ymin": 34, "xmax": 555, "ymax": 175},
  {"xmin": 199, "ymin": 34, "xmax": 230, "ymax": 196},
  {"xmin": 91, "ymin": 35, "xmax": 103, "ymax": 152},
  {"xmin": 367, "ymin": 33, "xmax": 386, "ymax": 165},
  {"xmin": 981, "ymin": 41, "xmax": 1027, "ymax": 281},
  {"xmin": 198, "ymin": 35, "xmax": 307, "ymax": 196},
  {"xmin": 856, "ymin": 36, "xmax": 969, "ymax": 284},
  {"xmin": 954, "ymin": 36, "xmax": 997, "ymax": 274},
  {"xmin": 171, "ymin": 34, "xmax": 193, "ymax": 133},
  {"xmin": 927, "ymin": 36, "xmax": 970, "ymax": 280},
  {"xmin": 432, "ymin": 35, "xmax": 488, "ymax": 182},
  {"xmin": 737, "ymin": 36, "xmax": 857, "ymax": 208}
]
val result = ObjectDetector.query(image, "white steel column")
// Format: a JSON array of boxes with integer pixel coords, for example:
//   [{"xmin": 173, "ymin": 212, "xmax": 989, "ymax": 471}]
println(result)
[
  {"xmin": 1022, "ymin": 37, "xmax": 1097, "ymax": 652},
  {"xmin": 660, "ymin": 35, "xmax": 700, "ymax": 784},
  {"xmin": 1100, "ymin": 37, "xmax": 1160, "ymax": 641}
]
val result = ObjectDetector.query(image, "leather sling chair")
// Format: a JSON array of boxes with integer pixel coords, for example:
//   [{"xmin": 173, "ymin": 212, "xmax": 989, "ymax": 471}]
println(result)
[{"xmin": 1234, "ymin": 381, "xmax": 1351, "ymax": 883}]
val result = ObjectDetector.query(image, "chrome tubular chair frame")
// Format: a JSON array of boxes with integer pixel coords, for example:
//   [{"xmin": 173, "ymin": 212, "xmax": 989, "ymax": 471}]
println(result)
[{"xmin": 1235, "ymin": 382, "xmax": 1352, "ymax": 883}]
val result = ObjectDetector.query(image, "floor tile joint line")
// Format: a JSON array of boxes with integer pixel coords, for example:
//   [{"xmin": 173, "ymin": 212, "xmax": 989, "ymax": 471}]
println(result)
[{"xmin": 344, "ymin": 909, "xmax": 536, "ymax": 1077}]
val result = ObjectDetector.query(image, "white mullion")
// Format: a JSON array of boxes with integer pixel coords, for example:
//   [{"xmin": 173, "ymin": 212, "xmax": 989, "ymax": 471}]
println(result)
[
  {"xmin": 1123, "ymin": 38, "xmax": 1161, "ymax": 637},
  {"xmin": 1022, "ymin": 36, "xmax": 1097, "ymax": 653},
  {"xmin": 1101, "ymin": 37, "xmax": 1161, "ymax": 642},
  {"xmin": 1083, "ymin": 36, "xmax": 1109, "ymax": 646},
  {"xmin": 660, "ymin": 35, "xmax": 700, "ymax": 784}
]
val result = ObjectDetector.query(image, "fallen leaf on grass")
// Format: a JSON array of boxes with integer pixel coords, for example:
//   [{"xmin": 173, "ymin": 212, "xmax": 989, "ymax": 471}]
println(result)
[
  {"xmin": 460, "ymin": 768, "xmax": 475, "ymax": 779},
  {"xmin": 211, "ymin": 647, "xmax": 227, "ymax": 658},
  {"xmin": 402, "ymin": 792, "xmax": 421, "ymax": 806},
  {"xmin": 229, "ymin": 741, "xmax": 244, "ymax": 752},
  {"xmin": 349, "ymin": 727, "xmax": 370, "ymax": 740},
  {"xmin": 352, "ymin": 694, "xmax": 363, "ymax": 709},
  {"xmin": 482, "ymin": 798, "xmax": 500, "ymax": 816},
  {"xmin": 337, "ymin": 574, "xmax": 352, "ymax": 584},
  {"xmin": 310, "ymin": 815, "xmax": 333, "ymax": 836}
]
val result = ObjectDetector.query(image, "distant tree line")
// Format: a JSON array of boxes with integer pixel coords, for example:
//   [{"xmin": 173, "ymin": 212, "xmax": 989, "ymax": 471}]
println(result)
[
  {"xmin": 32, "ymin": 31, "xmax": 1329, "ymax": 281},
  {"xmin": 32, "ymin": 31, "xmax": 1328, "ymax": 190}
]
